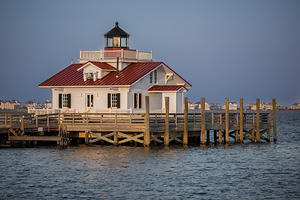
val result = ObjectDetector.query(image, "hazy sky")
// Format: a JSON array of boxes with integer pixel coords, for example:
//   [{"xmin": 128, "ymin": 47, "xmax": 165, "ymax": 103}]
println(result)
[{"xmin": 0, "ymin": 0, "xmax": 299, "ymax": 105}]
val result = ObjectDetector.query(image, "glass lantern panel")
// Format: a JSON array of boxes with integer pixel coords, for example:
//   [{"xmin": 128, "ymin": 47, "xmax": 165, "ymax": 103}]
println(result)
[
  {"xmin": 107, "ymin": 38, "xmax": 113, "ymax": 47},
  {"xmin": 113, "ymin": 37, "xmax": 120, "ymax": 47},
  {"xmin": 121, "ymin": 38, "xmax": 127, "ymax": 47}
]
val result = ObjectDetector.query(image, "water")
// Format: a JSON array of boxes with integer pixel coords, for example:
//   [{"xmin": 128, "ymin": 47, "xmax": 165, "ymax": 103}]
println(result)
[{"xmin": 0, "ymin": 112, "xmax": 299, "ymax": 199}]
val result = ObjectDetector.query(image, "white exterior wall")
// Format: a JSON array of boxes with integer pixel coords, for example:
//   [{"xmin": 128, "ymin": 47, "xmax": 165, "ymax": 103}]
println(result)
[
  {"xmin": 49, "ymin": 63, "xmax": 188, "ymax": 113},
  {"xmin": 51, "ymin": 87, "xmax": 129, "ymax": 113}
]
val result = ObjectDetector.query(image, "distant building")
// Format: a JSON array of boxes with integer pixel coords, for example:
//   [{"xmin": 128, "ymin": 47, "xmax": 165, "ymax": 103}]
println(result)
[
  {"xmin": 260, "ymin": 102, "xmax": 273, "ymax": 110},
  {"xmin": 209, "ymin": 103, "xmax": 221, "ymax": 110},
  {"xmin": 188, "ymin": 103, "xmax": 198, "ymax": 110},
  {"xmin": 44, "ymin": 100, "xmax": 52, "ymax": 109},
  {"xmin": 198, "ymin": 102, "xmax": 210, "ymax": 110},
  {"xmin": 0, "ymin": 100, "xmax": 21, "ymax": 110},
  {"xmin": 222, "ymin": 102, "xmax": 237, "ymax": 110},
  {"xmin": 25, "ymin": 100, "xmax": 41, "ymax": 109},
  {"xmin": 291, "ymin": 103, "xmax": 300, "ymax": 109},
  {"xmin": 246, "ymin": 102, "xmax": 280, "ymax": 110}
]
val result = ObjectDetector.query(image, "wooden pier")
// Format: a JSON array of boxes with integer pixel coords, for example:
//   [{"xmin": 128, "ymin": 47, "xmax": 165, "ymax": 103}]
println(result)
[{"xmin": 0, "ymin": 97, "xmax": 277, "ymax": 148}]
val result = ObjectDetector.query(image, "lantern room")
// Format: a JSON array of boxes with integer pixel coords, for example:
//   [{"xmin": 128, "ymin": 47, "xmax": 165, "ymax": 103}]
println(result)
[{"xmin": 104, "ymin": 22, "xmax": 129, "ymax": 49}]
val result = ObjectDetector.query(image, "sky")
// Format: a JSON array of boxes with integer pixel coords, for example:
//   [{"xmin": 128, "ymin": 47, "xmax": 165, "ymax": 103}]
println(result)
[{"xmin": 0, "ymin": 0, "xmax": 299, "ymax": 106}]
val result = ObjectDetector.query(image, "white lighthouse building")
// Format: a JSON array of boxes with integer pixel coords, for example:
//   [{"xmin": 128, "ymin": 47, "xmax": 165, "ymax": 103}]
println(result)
[{"xmin": 40, "ymin": 22, "xmax": 192, "ymax": 113}]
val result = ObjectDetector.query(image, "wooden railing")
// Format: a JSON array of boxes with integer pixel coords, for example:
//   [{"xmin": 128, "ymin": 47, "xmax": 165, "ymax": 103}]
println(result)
[
  {"xmin": 0, "ymin": 111, "xmax": 270, "ymax": 133},
  {"xmin": 149, "ymin": 112, "xmax": 270, "ymax": 132},
  {"xmin": 80, "ymin": 49, "xmax": 152, "ymax": 62}
]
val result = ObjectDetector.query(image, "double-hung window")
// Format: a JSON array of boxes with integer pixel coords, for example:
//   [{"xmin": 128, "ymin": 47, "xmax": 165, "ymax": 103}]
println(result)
[
  {"xmin": 108, "ymin": 93, "xmax": 120, "ymax": 108},
  {"xmin": 59, "ymin": 93, "xmax": 71, "ymax": 108},
  {"xmin": 86, "ymin": 94, "xmax": 94, "ymax": 108},
  {"xmin": 134, "ymin": 93, "xmax": 142, "ymax": 109}
]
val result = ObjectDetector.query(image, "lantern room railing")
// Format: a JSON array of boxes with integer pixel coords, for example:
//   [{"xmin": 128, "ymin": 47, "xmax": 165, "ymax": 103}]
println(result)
[{"xmin": 79, "ymin": 49, "xmax": 152, "ymax": 63}]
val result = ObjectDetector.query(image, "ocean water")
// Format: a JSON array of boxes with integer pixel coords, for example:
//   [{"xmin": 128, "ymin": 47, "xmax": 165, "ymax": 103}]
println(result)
[{"xmin": 0, "ymin": 112, "xmax": 299, "ymax": 199}]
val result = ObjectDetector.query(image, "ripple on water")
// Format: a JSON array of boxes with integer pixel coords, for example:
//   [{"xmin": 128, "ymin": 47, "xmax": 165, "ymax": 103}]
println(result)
[{"xmin": 0, "ymin": 112, "xmax": 300, "ymax": 199}]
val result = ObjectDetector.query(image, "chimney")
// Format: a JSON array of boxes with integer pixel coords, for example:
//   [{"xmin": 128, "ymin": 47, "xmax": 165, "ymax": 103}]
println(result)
[{"xmin": 116, "ymin": 57, "xmax": 119, "ymax": 78}]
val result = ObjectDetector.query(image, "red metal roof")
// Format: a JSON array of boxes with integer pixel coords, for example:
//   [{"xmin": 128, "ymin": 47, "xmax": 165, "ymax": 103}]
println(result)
[
  {"xmin": 39, "ymin": 62, "xmax": 164, "ymax": 87},
  {"xmin": 148, "ymin": 85, "xmax": 186, "ymax": 92}
]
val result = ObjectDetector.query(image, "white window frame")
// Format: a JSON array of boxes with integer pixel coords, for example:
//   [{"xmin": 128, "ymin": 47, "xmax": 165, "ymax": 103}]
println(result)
[
  {"xmin": 86, "ymin": 94, "xmax": 94, "ymax": 108},
  {"xmin": 133, "ymin": 93, "xmax": 142, "ymax": 109},
  {"xmin": 111, "ymin": 93, "xmax": 118, "ymax": 108},
  {"xmin": 62, "ymin": 94, "xmax": 69, "ymax": 108}
]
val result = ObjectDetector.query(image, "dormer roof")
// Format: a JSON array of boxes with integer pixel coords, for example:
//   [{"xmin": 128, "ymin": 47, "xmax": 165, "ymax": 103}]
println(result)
[{"xmin": 77, "ymin": 61, "xmax": 116, "ymax": 71}]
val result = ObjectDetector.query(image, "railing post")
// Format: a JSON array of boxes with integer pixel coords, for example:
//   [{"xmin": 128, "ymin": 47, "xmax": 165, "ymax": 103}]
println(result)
[
  {"xmin": 272, "ymin": 98, "xmax": 277, "ymax": 142},
  {"xmin": 225, "ymin": 97, "xmax": 229, "ymax": 143},
  {"xmin": 200, "ymin": 97, "xmax": 206, "ymax": 145},
  {"xmin": 240, "ymin": 98, "xmax": 244, "ymax": 143},
  {"xmin": 164, "ymin": 97, "xmax": 169, "ymax": 146},
  {"xmin": 256, "ymin": 98, "xmax": 260, "ymax": 143},
  {"xmin": 183, "ymin": 97, "xmax": 188, "ymax": 146},
  {"xmin": 144, "ymin": 96, "xmax": 150, "ymax": 147}
]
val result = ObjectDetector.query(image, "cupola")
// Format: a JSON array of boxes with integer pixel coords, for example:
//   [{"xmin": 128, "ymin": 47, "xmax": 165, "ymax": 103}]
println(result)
[{"xmin": 104, "ymin": 22, "xmax": 129, "ymax": 49}]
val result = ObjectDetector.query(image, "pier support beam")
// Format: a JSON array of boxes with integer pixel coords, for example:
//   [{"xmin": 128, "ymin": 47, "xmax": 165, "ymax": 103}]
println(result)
[
  {"xmin": 256, "ymin": 98, "xmax": 260, "ymax": 143},
  {"xmin": 183, "ymin": 97, "xmax": 188, "ymax": 146},
  {"xmin": 218, "ymin": 130, "xmax": 222, "ymax": 144},
  {"xmin": 206, "ymin": 130, "xmax": 210, "ymax": 144},
  {"xmin": 200, "ymin": 97, "xmax": 206, "ymax": 145},
  {"xmin": 240, "ymin": 98, "xmax": 244, "ymax": 143},
  {"xmin": 225, "ymin": 98, "xmax": 229, "ymax": 143},
  {"xmin": 144, "ymin": 96, "xmax": 150, "ymax": 147},
  {"xmin": 272, "ymin": 98, "xmax": 277, "ymax": 142},
  {"xmin": 214, "ymin": 130, "xmax": 217, "ymax": 144},
  {"xmin": 164, "ymin": 97, "xmax": 169, "ymax": 146}
]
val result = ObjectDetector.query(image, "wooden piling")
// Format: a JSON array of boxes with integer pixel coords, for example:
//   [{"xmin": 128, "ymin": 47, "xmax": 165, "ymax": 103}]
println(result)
[
  {"xmin": 183, "ymin": 97, "xmax": 188, "ymax": 146},
  {"xmin": 200, "ymin": 97, "xmax": 206, "ymax": 145},
  {"xmin": 206, "ymin": 130, "xmax": 210, "ymax": 144},
  {"xmin": 85, "ymin": 131, "xmax": 89, "ymax": 144},
  {"xmin": 214, "ymin": 130, "xmax": 217, "ymax": 144},
  {"xmin": 144, "ymin": 96, "xmax": 150, "ymax": 147},
  {"xmin": 218, "ymin": 130, "xmax": 222, "ymax": 144},
  {"xmin": 239, "ymin": 98, "xmax": 244, "ymax": 143},
  {"xmin": 272, "ymin": 98, "xmax": 277, "ymax": 142},
  {"xmin": 251, "ymin": 129, "xmax": 255, "ymax": 143},
  {"xmin": 225, "ymin": 98, "xmax": 229, "ymax": 143},
  {"xmin": 114, "ymin": 131, "xmax": 118, "ymax": 145},
  {"xmin": 267, "ymin": 113, "xmax": 271, "ymax": 142},
  {"xmin": 256, "ymin": 98, "xmax": 260, "ymax": 143},
  {"xmin": 164, "ymin": 97, "xmax": 169, "ymax": 146}
]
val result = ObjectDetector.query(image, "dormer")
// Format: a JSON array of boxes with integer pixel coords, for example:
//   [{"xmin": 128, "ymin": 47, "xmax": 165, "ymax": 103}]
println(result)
[{"xmin": 77, "ymin": 61, "xmax": 115, "ymax": 81}]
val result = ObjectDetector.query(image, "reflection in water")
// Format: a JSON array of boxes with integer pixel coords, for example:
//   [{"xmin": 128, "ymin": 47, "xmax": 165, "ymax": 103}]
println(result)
[{"xmin": 0, "ymin": 112, "xmax": 300, "ymax": 199}]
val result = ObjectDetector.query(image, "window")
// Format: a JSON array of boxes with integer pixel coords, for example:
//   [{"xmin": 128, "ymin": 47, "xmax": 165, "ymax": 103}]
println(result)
[
  {"xmin": 107, "ymin": 93, "xmax": 120, "ymax": 108},
  {"xmin": 107, "ymin": 38, "xmax": 113, "ymax": 47},
  {"xmin": 150, "ymin": 70, "xmax": 157, "ymax": 84},
  {"xmin": 87, "ymin": 73, "xmax": 93, "ymax": 79},
  {"xmin": 59, "ymin": 93, "xmax": 71, "ymax": 108},
  {"xmin": 134, "ymin": 93, "xmax": 142, "ymax": 109},
  {"xmin": 86, "ymin": 94, "xmax": 94, "ymax": 108},
  {"xmin": 121, "ymin": 37, "xmax": 127, "ymax": 47},
  {"xmin": 150, "ymin": 72, "xmax": 153, "ymax": 83}
]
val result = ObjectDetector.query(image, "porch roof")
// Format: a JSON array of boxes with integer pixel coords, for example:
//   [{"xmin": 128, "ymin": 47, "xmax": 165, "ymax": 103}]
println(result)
[{"xmin": 148, "ymin": 85, "xmax": 186, "ymax": 92}]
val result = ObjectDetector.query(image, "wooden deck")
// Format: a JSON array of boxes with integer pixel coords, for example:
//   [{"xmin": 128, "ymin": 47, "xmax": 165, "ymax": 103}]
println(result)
[{"xmin": 0, "ymin": 97, "xmax": 277, "ymax": 147}]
